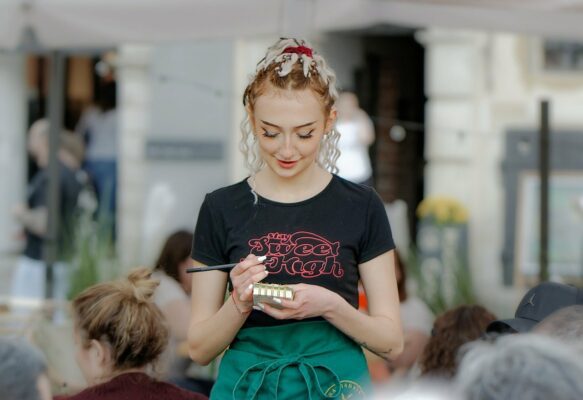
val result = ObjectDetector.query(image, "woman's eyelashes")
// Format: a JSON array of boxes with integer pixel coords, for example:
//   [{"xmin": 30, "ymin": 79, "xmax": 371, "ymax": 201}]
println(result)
[
  {"xmin": 261, "ymin": 129, "xmax": 314, "ymax": 139},
  {"xmin": 298, "ymin": 130, "xmax": 314, "ymax": 139},
  {"xmin": 262, "ymin": 129, "xmax": 278, "ymax": 138}
]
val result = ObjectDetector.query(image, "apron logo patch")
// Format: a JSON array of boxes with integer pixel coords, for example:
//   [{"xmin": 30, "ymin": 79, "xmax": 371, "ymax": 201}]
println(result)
[{"xmin": 325, "ymin": 380, "xmax": 366, "ymax": 398}]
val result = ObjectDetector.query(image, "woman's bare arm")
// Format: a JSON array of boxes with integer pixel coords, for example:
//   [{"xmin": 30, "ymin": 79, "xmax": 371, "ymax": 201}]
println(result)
[
  {"xmin": 326, "ymin": 250, "xmax": 403, "ymax": 360},
  {"xmin": 187, "ymin": 255, "xmax": 268, "ymax": 365},
  {"xmin": 261, "ymin": 250, "xmax": 404, "ymax": 361}
]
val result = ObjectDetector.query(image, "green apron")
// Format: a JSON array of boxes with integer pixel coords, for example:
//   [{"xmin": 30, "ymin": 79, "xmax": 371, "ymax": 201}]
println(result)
[{"xmin": 210, "ymin": 321, "xmax": 371, "ymax": 400}]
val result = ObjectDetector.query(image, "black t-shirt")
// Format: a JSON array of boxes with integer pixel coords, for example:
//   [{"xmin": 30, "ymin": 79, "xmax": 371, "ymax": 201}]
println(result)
[
  {"xmin": 192, "ymin": 174, "xmax": 395, "ymax": 328},
  {"xmin": 24, "ymin": 163, "xmax": 83, "ymax": 260}
]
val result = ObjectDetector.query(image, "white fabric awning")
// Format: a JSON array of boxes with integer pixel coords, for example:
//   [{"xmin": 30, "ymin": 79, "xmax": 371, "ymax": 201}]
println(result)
[
  {"xmin": 314, "ymin": 0, "xmax": 583, "ymax": 39},
  {"xmin": 2, "ymin": 0, "xmax": 583, "ymax": 50},
  {"xmin": 0, "ymin": 0, "xmax": 283, "ymax": 50}
]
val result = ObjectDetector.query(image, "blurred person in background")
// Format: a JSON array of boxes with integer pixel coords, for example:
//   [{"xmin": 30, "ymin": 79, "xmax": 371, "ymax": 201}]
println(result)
[
  {"xmin": 534, "ymin": 304, "xmax": 583, "ymax": 354},
  {"xmin": 153, "ymin": 230, "xmax": 194, "ymax": 336},
  {"xmin": 55, "ymin": 268, "xmax": 207, "ymax": 400},
  {"xmin": 0, "ymin": 337, "xmax": 52, "ymax": 400},
  {"xmin": 371, "ymin": 378, "xmax": 463, "ymax": 400},
  {"xmin": 11, "ymin": 119, "xmax": 83, "ymax": 306},
  {"xmin": 456, "ymin": 334, "xmax": 583, "ymax": 400},
  {"xmin": 335, "ymin": 91, "xmax": 375, "ymax": 186},
  {"xmin": 419, "ymin": 304, "xmax": 496, "ymax": 379},
  {"xmin": 486, "ymin": 281, "xmax": 583, "ymax": 334},
  {"xmin": 75, "ymin": 55, "xmax": 118, "ymax": 231},
  {"xmin": 152, "ymin": 230, "xmax": 214, "ymax": 396},
  {"xmin": 389, "ymin": 250, "xmax": 433, "ymax": 377}
]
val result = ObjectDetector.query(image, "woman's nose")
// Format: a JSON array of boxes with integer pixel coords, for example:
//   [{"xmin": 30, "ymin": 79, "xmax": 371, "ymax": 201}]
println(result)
[{"xmin": 279, "ymin": 136, "xmax": 294, "ymax": 158}]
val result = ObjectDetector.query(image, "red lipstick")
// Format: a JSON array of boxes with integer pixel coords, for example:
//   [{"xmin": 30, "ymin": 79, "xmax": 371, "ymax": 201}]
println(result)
[{"xmin": 277, "ymin": 159, "xmax": 298, "ymax": 169}]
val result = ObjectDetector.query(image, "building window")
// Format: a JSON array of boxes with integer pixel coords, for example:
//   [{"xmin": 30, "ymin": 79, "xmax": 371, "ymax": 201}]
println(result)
[{"xmin": 542, "ymin": 41, "xmax": 583, "ymax": 72}]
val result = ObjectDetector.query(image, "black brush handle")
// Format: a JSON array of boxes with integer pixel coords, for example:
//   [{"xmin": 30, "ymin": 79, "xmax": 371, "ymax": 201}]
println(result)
[{"xmin": 186, "ymin": 263, "xmax": 237, "ymax": 273}]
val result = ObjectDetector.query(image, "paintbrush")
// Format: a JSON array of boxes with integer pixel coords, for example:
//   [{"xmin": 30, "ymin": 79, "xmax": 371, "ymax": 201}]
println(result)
[
  {"xmin": 186, "ymin": 263, "xmax": 237, "ymax": 273},
  {"xmin": 186, "ymin": 256, "xmax": 267, "ymax": 273}
]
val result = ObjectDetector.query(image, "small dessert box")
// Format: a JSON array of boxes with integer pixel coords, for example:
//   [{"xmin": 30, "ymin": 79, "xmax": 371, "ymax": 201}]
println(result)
[{"xmin": 252, "ymin": 283, "xmax": 294, "ymax": 309}]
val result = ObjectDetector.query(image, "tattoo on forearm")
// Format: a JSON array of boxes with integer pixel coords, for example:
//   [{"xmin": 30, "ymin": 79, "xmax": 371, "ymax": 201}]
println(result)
[{"xmin": 349, "ymin": 336, "xmax": 393, "ymax": 361}]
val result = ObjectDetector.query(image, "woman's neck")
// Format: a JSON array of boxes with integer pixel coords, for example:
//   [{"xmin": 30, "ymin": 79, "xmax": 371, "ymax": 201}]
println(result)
[
  {"xmin": 253, "ymin": 164, "xmax": 331, "ymax": 203},
  {"xmin": 95, "ymin": 367, "xmax": 147, "ymax": 385}
]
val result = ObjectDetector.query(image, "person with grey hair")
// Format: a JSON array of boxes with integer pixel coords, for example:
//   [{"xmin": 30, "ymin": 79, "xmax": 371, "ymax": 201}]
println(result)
[
  {"xmin": 371, "ymin": 378, "xmax": 463, "ymax": 400},
  {"xmin": 534, "ymin": 304, "xmax": 583, "ymax": 353},
  {"xmin": 456, "ymin": 334, "xmax": 583, "ymax": 400},
  {"xmin": 0, "ymin": 338, "xmax": 52, "ymax": 400}
]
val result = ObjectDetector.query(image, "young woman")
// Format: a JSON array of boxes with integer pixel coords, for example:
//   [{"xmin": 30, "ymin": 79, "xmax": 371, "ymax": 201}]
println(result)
[
  {"xmin": 188, "ymin": 38, "xmax": 403, "ymax": 399},
  {"xmin": 56, "ymin": 268, "xmax": 207, "ymax": 400}
]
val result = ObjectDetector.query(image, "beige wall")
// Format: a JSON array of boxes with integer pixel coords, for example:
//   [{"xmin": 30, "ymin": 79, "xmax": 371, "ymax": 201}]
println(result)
[{"xmin": 419, "ymin": 28, "xmax": 583, "ymax": 317}]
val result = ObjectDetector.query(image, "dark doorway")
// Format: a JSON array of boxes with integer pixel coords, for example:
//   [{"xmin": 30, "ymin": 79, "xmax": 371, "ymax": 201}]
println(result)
[{"xmin": 356, "ymin": 34, "xmax": 426, "ymax": 244}]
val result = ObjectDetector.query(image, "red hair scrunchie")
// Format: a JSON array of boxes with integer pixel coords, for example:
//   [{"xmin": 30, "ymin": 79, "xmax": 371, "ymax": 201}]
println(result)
[{"xmin": 282, "ymin": 45, "xmax": 313, "ymax": 58}]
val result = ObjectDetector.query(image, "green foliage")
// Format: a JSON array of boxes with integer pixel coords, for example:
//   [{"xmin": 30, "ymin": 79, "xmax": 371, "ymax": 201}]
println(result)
[
  {"xmin": 407, "ymin": 225, "xmax": 476, "ymax": 316},
  {"xmin": 67, "ymin": 186, "xmax": 120, "ymax": 300}
]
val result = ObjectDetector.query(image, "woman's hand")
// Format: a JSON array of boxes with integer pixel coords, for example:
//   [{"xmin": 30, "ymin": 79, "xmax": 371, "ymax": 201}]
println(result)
[
  {"xmin": 229, "ymin": 254, "xmax": 269, "ymax": 313},
  {"xmin": 258, "ymin": 284, "xmax": 341, "ymax": 320}
]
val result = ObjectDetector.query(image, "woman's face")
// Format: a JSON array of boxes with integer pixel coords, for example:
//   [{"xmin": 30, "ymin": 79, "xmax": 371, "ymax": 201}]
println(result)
[{"xmin": 250, "ymin": 85, "xmax": 335, "ymax": 180}]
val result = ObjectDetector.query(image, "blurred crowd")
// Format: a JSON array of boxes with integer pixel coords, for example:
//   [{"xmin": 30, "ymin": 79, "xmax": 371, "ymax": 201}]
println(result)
[{"xmin": 1, "ymin": 240, "xmax": 582, "ymax": 399}]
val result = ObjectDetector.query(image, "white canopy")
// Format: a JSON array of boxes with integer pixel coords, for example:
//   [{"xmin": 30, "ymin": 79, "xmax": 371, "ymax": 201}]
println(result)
[
  {"xmin": 328, "ymin": 0, "xmax": 583, "ymax": 40},
  {"xmin": 2, "ymin": 0, "xmax": 583, "ymax": 50},
  {"xmin": 0, "ymin": 0, "xmax": 283, "ymax": 50}
]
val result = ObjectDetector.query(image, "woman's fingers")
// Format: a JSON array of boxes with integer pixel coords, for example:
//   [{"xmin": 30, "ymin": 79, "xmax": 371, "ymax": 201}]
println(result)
[
  {"xmin": 230, "ymin": 255, "xmax": 266, "ymax": 283},
  {"xmin": 238, "ymin": 283, "xmax": 255, "ymax": 302},
  {"xmin": 258, "ymin": 303, "xmax": 300, "ymax": 320},
  {"xmin": 231, "ymin": 254, "xmax": 264, "ymax": 276},
  {"xmin": 238, "ymin": 268, "xmax": 269, "ymax": 302},
  {"xmin": 245, "ymin": 267, "xmax": 270, "ymax": 287},
  {"xmin": 233, "ymin": 264, "xmax": 267, "ymax": 287},
  {"xmin": 230, "ymin": 254, "xmax": 269, "ymax": 303},
  {"xmin": 274, "ymin": 298, "xmax": 297, "ymax": 309}
]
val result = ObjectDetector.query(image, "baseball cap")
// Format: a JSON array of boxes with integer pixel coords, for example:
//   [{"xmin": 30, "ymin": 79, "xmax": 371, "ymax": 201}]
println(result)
[{"xmin": 486, "ymin": 282, "xmax": 583, "ymax": 333}]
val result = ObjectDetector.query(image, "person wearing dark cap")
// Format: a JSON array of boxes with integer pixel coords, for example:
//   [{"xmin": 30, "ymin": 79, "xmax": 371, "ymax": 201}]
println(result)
[{"xmin": 486, "ymin": 282, "xmax": 583, "ymax": 334}]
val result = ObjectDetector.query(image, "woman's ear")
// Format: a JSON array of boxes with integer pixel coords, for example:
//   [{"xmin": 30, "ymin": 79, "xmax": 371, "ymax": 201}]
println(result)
[
  {"xmin": 89, "ymin": 339, "xmax": 112, "ymax": 370},
  {"xmin": 325, "ymin": 107, "xmax": 337, "ymax": 133}
]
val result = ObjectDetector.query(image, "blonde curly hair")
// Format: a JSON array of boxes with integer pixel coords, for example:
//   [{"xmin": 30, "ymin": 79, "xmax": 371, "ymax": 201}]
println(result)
[{"xmin": 240, "ymin": 38, "xmax": 340, "ymax": 175}]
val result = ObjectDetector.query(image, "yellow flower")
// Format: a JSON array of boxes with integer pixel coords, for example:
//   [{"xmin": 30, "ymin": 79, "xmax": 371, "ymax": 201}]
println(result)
[
  {"xmin": 417, "ymin": 196, "xmax": 468, "ymax": 224},
  {"xmin": 434, "ymin": 203, "xmax": 450, "ymax": 223},
  {"xmin": 453, "ymin": 207, "xmax": 468, "ymax": 223}
]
